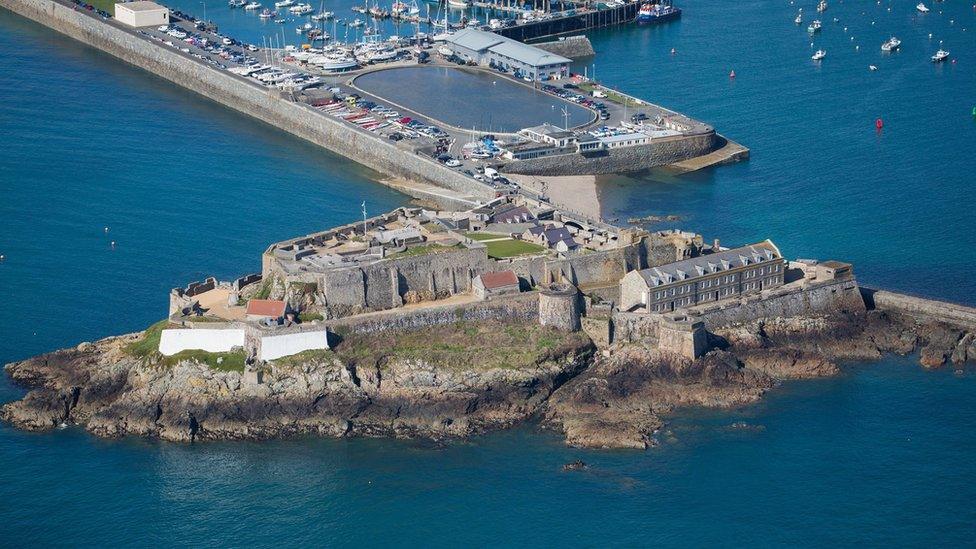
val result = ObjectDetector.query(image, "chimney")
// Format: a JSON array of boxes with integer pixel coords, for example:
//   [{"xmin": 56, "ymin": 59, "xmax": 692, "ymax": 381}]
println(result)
[{"xmin": 713, "ymin": 238, "xmax": 721, "ymax": 252}]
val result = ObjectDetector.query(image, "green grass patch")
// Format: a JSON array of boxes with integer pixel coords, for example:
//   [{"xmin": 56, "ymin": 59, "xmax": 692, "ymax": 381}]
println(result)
[
  {"xmin": 332, "ymin": 320, "xmax": 589, "ymax": 372},
  {"xmin": 185, "ymin": 315, "xmax": 227, "ymax": 323},
  {"xmin": 252, "ymin": 277, "xmax": 273, "ymax": 300},
  {"xmin": 388, "ymin": 243, "xmax": 461, "ymax": 259},
  {"xmin": 124, "ymin": 320, "xmax": 169, "ymax": 358},
  {"xmin": 483, "ymin": 239, "xmax": 546, "ymax": 259},
  {"xmin": 163, "ymin": 349, "xmax": 246, "ymax": 372},
  {"xmin": 299, "ymin": 312, "xmax": 324, "ymax": 322},
  {"xmin": 464, "ymin": 231, "xmax": 508, "ymax": 242},
  {"xmin": 86, "ymin": 0, "xmax": 118, "ymax": 14},
  {"xmin": 270, "ymin": 348, "xmax": 335, "ymax": 368}
]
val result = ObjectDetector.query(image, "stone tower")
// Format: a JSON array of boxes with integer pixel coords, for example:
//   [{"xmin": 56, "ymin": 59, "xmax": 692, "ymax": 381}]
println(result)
[{"xmin": 539, "ymin": 283, "xmax": 581, "ymax": 332}]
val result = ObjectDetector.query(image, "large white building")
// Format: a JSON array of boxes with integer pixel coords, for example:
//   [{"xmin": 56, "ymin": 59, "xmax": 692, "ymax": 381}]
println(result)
[
  {"xmin": 115, "ymin": 1, "xmax": 169, "ymax": 27},
  {"xmin": 442, "ymin": 28, "xmax": 570, "ymax": 81}
]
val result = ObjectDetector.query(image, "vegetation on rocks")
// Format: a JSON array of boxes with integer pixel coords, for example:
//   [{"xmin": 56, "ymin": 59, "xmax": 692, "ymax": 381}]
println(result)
[{"xmin": 333, "ymin": 321, "xmax": 589, "ymax": 371}]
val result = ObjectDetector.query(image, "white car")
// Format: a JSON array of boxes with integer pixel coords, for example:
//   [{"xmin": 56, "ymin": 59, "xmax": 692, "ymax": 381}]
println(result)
[
  {"xmin": 157, "ymin": 25, "xmax": 169, "ymax": 31},
  {"xmin": 445, "ymin": 159, "xmax": 462, "ymax": 168}
]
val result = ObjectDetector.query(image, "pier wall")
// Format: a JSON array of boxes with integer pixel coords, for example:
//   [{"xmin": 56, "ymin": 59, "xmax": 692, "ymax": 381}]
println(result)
[
  {"xmin": 0, "ymin": 0, "xmax": 495, "ymax": 206},
  {"xmin": 503, "ymin": 132, "xmax": 719, "ymax": 176},
  {"xmin": 862, "ymin": 288, "xmax": 976, "ymax": 331},
  {"xmin": 496, "ymin": 3, "xmax": 638, "ymax": 42}
]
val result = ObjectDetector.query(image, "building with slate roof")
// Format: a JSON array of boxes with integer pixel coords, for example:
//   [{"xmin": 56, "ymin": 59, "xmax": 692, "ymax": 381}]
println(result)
[
  {"xmin": 620, "ymin": 240, "xmax": 786, "ymax": 313},
  {"xmin": 442, "ymin": 28, "xmax": 570, "ymax": 81}
]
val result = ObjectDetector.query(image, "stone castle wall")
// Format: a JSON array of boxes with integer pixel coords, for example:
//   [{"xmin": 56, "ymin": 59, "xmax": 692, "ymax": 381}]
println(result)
[
  {"xmin": 611, "ymin": 279, "xmax": 866, "ymax": 345},
  {"xmin": 0, "ymin": 0, "xmax": 495, "ymax": 207},
  {"xmin": 328, "ymin": 292, "xmax": 540, "ymax": 335},
  {"xmin": 503, "ymin": 132, "xmax": 719, "ymax": 176}
]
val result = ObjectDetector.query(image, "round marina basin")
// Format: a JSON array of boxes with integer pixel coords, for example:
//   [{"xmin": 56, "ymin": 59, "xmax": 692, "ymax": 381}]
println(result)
[{"xmin": 353, "ymin": 66, "xmax": 593, "ymax": 133}]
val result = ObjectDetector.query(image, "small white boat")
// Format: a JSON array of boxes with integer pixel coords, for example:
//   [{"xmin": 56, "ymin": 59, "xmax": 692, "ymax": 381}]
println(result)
[
  {"xmin": 448, "ymin": 0, "xmax": 469, "ymax": 7},
  {"xmin": 258, "ymin": 8, "xmax": 275, "ymax": 17},
  {"xmin": 812, "ymin": 49, "xmax": 826, "ymax": 60},
  {"xmin": 817, "ymin": 0, "xmax": 827, "ymax": 12},
  {"xmin": 881, "ymin": 36, "xmax": 901, "ymax": 52},
  {"xmin": 349, "ymin": 18, "xmax": 364, "ymax": 27},
  {"xmin": 869, "ymin": 64, "xmax": 878, "ymax": 71},
  {"xmin": 931, "ymin": 49, "xmax": 949, "ymax": 62},
  {"xmin": 807, "ymin": 19, "xmax": 821, "ymax": 33},
  {"xmin": 244, "ymin": 1, "xmax": 262, "ymax": 9},
  {"xmin": 794, "ymin": 12, "xmax": 802, "ymax": 24},
  {"xmin": 916, "ymin": 2, "xmax": 929, "ymax": 12},
  {"xmin": 311, "ymin": 11, "xmax": 333, "ymax": 20},
  {"xmin": 274, "ymin": 0, "xmax": 293, "ymax": 7}
]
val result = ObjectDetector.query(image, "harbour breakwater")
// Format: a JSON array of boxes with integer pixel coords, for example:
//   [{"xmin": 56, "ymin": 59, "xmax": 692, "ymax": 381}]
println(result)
[{"xmin": 0, "ymin": 0, "xmax": 495, "ymax": 209}]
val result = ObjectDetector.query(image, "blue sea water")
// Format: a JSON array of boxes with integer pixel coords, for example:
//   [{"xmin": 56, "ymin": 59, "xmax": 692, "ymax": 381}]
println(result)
[{"xmin": 2, "ymin": 0, "xmax": 976, "ymax": 545}]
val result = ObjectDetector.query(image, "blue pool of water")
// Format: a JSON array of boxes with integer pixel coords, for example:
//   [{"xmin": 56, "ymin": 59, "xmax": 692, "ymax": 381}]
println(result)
[
  {"xmin": 354, "ymin": 65, "xmax": 593, "ymax": 132},
  {"xmin": 1, "ymin": 0, "xmax": 976, "ymax": 544}
]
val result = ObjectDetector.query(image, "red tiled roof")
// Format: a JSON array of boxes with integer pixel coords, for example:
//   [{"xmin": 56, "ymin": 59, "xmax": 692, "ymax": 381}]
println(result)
[
  {"xmin": 480, "ymin": 270, "xmax": 519, "ymax": 290},
  {"xmin": 246, "ymin": 299, "xmax": 287, "ymax": 318}
]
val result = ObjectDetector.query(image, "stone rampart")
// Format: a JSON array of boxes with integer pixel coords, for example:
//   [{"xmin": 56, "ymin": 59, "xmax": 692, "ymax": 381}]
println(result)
[
  {"xmin": 0, "ymin": 0, "xmax": 495, "ymax": 206},
  {"xmin": 611, "ymin": 279, "xmax": 866, "ymax": 344},
  {"xmin": 327, "ymin": 292, "xmax": 540, "ymax": 335},
  {"xmin": 862, "ymin": 288, "xmax": 976, "ymax": 331},
  {"xmin": 532, "ymin": 35, "xmax": 596, "ymax": 59},
  {"xmin": 503, "ymin": 132, "xmax": 718, "ymax": 176}
]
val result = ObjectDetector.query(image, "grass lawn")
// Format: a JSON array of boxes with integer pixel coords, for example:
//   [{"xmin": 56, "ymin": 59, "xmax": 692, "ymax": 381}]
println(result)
[
  {"xmin": 388, "ymin": 243, "xmax": 460, "ymax": 259},
  {"xmin": 464, "ymin": 232, "xmax": 508, "ymax": 242},
  {"xmin": 483, "ymin": 239, "xmax": 546, "ymax": 259},
  {"xmin": 333, "ymin": 321, "xmax": 589, "ymax": 372},
  {"xmin": 86, "ymin": 0, "xmax": 118, "ymax": 14}
]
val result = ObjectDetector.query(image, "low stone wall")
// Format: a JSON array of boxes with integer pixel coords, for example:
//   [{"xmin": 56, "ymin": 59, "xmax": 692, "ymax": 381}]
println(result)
[
  {"xmin": 863, "ymin": 288, "xmax": 976, "ymax": 331},
  {"xmin": 503, "ymin": 132, "xmax": 719, "ymax": 176},
  {"xmin": 327, "ymin": 292, "xmax": 540, "ymax": 335},
  {"xmin": 0, "ymin": 0, "xmax": 495, "ymax": 206},
  {"xmin": 532, "ymin": 35, "xmax": 595, "ymax": 59}
]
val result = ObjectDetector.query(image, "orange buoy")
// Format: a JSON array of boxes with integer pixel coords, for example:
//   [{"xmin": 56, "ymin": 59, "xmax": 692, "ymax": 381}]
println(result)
[
  {"xmin": 875, "ymin": 118, "xmax": 884, "ymax": 129},
  {"xmin": 729, "ymin": 69, "xmax": 736, "ymax": 78}
]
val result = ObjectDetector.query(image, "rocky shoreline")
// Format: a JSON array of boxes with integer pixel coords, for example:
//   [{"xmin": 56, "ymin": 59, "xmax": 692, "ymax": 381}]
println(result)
[{"xmin": 2, "ymin": 310, "xmax": 974, "ymax": 448}]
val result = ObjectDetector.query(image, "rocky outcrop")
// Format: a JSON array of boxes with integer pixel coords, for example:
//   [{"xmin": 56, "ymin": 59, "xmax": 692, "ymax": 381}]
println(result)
[
  {"xmin": 3, "ymin": 308, "xmax": 975, "ymax": 448},
  {"xmin": 542, "ymin": 310, "xmax": 976, "ymax": 448},
  {"xmin": 1, "ymin": 325, "xmax": 594, "ymax": 443}
]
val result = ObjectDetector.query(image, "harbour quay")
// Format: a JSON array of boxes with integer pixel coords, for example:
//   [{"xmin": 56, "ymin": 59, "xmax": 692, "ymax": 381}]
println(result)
[{"xmin": 0, "ymin": 0, "xmax": 746, "ymax": 212}]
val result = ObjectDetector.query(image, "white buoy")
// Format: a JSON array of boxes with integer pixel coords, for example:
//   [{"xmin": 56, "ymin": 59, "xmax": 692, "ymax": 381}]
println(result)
[
  {"xmin": 929, "ymin": 33, "xmax": 933, "ymax": 39},
  {"xmin": 104, "ymin": 226, "xmax": 110, "ymax": 233},
  {"xmin": 844, "ymin": 26, "xmax": 848, "ymax": 32},
  {"xmin": 856, "ymin": 45, "xmax": 860, "ymax": 50},
  {"xmin": 0, "ymin": 254, "xmax": 4, "ymax": 262},
  {"xmin": 111, "ymin": 241, "xmax": 116, "ymax": 248}
]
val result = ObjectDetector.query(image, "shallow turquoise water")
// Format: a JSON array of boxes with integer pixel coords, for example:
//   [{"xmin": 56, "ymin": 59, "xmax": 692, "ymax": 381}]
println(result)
[{"xmin": 1, "ymin": 0, "xmax": 976, "ymax": 545}]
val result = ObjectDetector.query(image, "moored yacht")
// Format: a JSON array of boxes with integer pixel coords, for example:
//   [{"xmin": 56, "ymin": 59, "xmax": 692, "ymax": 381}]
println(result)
[
  {"xmin": 637, "ymin": 0, "xmax": 681, "ymax": 24},
  {"xmin": 817, "ymin": 0, "xmax": 827, "ymax": 12},
  {"xmin": 931, "ymin": 49, "xmax": 949, "ymax": 62},
  {"xmin": 811, "ymin": 49, "xmax": 826, "ymax": 60},
  {"xmin": 881, "ymin": 36, "xmax": 900, "ymax": 52},
  {"xmin": 274, "ymin": 0, "xmax": 293, "ymax": 7},
  {"xmin": 807, "ymin": 19, "xmax": 821, "ymax": 33},
  {"xmin": 244, "ymin": 1, "xmax": 262, "ymax": 10},
  {"xmin": 916, "ymin": 2, "xmax": 929, "ymax": 12}
]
